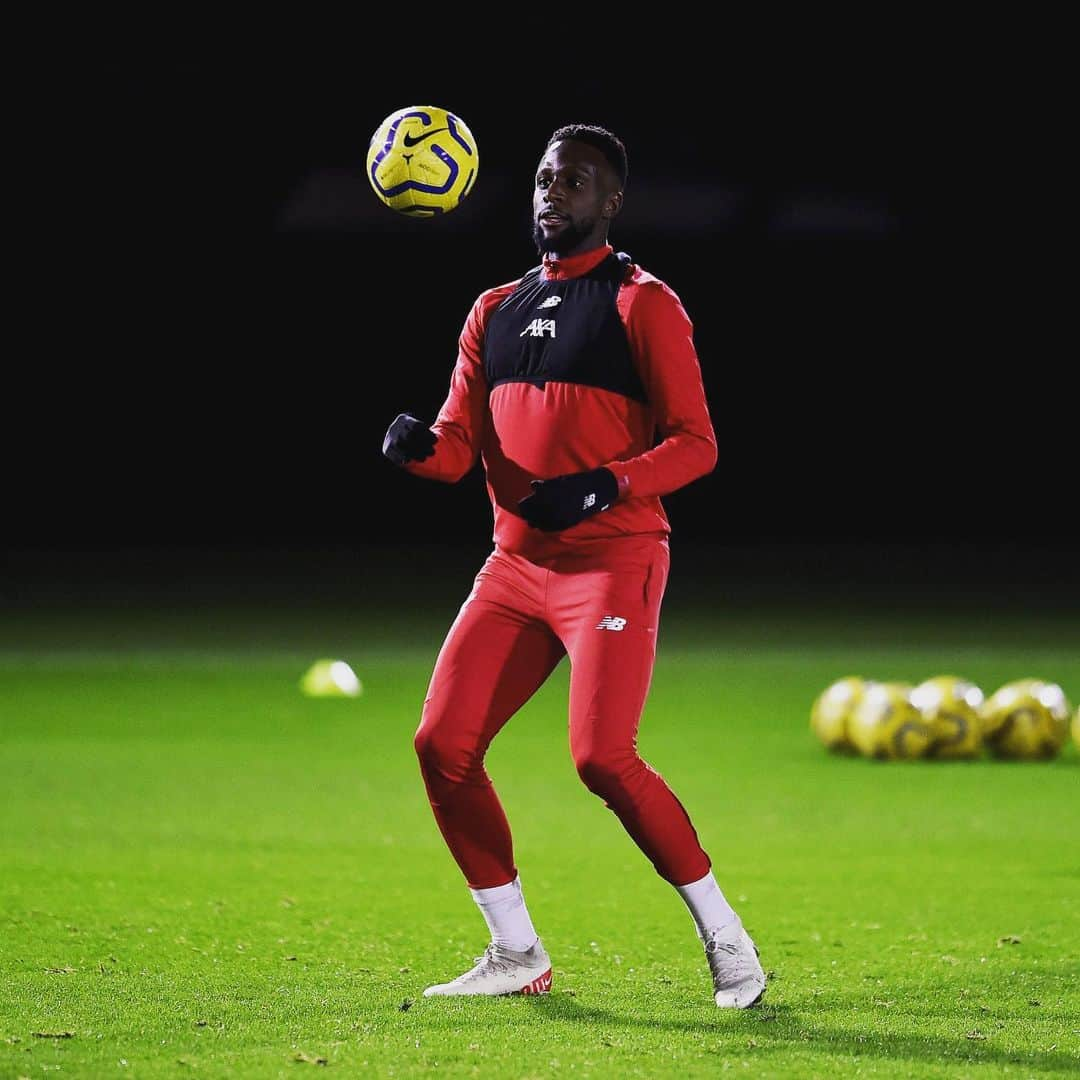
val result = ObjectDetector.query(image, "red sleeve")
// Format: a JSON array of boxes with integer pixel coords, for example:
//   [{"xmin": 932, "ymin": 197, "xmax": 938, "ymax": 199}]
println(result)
[
  {"xmin": 605, "ymin": 277, "xmax": 718, "ymax": 499},
  {"xmin": 404, "ymin": 289, "xmax": 500, "ymax": 484}
]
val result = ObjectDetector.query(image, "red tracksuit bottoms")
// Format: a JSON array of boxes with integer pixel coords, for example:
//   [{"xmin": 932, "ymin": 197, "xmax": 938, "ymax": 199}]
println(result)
[{"xmin": 413, "ymin": 537, "xmax": 712, "ymax": 890}]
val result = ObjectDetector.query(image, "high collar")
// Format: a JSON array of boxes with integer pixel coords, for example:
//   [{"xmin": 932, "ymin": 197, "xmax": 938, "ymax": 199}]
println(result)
[{"xmin": 541, "ymin": 243, "xmax": 613, "ymax": 281}]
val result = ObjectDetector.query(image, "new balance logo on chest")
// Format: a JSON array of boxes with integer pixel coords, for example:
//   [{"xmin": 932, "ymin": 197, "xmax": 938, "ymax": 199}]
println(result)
[{"xmin": 519, "ymin": 318, "xmax": 556, "ymax": 338}]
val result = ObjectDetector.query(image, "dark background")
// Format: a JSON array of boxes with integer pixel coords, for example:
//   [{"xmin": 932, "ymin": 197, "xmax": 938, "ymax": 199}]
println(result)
[{"xmin": 9, "ymin": 53, "xmax": 1074, "ymax": 608}]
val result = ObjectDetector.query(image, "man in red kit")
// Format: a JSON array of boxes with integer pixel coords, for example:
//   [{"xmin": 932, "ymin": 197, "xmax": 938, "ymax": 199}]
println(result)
[{"xmin": 382, "ymin": 123, "xmax": 766, "ymax": 1008}]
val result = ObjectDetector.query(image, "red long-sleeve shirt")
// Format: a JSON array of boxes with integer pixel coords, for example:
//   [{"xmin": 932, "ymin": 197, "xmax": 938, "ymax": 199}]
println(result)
[{"xmin": 406, "ymin": 243, "xmax": 717, "ymax": 561}]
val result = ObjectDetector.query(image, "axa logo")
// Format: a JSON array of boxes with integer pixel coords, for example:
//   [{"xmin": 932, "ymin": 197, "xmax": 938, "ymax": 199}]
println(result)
[
  {"xmin": 519, "ymin": 318, "xmax": 556, "ymax": 338},
  {"xmin": 596, "ymin": 616, "xmax": 627, "ymax": 631},
  {"xmin": 537, "ymin": 295, "xmax": 562, "ymax": 309}
]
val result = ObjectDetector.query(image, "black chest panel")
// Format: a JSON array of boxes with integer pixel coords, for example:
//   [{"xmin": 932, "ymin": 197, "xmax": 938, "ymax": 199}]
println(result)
[{"xmin": 482, "ymin": 252, "xmax": 647, "ymax": 404}]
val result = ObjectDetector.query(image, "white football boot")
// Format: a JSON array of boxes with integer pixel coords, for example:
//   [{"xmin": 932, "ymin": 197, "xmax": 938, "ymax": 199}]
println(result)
[
  {"xmin": 705, "ymin": 920, "xmax": 766, "ymax": 1008},
  {"xmin": 422, "ymin": 939, "xmax": 552, "ymax": 997}
]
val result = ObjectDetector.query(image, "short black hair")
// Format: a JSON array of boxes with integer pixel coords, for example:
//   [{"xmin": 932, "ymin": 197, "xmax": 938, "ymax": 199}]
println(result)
[{"xmin": 546, "ymin": 124, "xmax": 628, "ymax": 188}]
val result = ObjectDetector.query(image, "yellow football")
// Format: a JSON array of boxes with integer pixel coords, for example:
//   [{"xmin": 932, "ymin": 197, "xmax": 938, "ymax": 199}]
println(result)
[
  {"xmin": 366, "ymin": 104, "xmax": 479, "ymax": 217},
  {"xmin": 910, "ymin": 675, "xmax": 984, "ymax": 759},
  {"xmin": 979, "ymin": 678, "xmax": 1072, "ymax": 760},
  {"xmin": 810, "ymin": 675, "xmax": 869, "ymax": 753},
  {"xmin": 848, "ymin": 681, "xmax": 935, "ymax": 760}
]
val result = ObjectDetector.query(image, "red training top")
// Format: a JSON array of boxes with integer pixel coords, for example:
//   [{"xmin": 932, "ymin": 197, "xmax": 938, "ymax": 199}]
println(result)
[{"xmin": 405, "ymin": 243, "xmax": 717, "ymax": 562}]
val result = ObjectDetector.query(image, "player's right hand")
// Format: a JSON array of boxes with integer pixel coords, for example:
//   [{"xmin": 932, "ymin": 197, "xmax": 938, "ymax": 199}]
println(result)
[{"xmin": 382, "ymin": 413, "xmax": 437, "ymax": 466}]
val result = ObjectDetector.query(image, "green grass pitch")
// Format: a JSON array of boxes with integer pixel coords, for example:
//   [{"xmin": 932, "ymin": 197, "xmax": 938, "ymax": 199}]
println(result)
[{"xmin": 2, "ymin": 597, "xmax": 1078, "ymax": 1078}]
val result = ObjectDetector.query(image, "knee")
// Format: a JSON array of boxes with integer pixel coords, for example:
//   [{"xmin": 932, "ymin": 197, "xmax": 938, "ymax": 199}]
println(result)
[
  {"xmin": 574, "ymin": 747, "xmax": 636, "ymax": 800},
  {"xmin": 414, "ymin": 714, "xmax": 474, "ymax": 784}
]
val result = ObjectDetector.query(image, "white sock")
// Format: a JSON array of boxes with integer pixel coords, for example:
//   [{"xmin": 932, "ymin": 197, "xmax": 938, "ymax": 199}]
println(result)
[
  {"xmin": 675, "ymin": 870, "xmax": 738, "ymax": 941},
  {"xmin": 469, "ymin": 875, "xmax": 539, "ymax": 952}
]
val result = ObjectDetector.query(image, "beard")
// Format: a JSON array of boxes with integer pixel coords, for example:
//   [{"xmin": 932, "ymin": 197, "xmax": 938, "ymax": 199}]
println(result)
[{"xmin": 532, "ymin": 214, "xmax": 597, "ymax": 255}]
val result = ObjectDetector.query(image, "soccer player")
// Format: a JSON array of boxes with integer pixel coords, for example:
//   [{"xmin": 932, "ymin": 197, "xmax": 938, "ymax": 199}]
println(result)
[{"xmin": 382, "ymin": 124, "xmax": 766, "ymax": 1008}]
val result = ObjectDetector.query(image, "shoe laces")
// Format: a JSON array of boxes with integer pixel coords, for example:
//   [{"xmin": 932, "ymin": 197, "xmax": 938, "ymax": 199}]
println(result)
[
  {"xmin": 705, "ymin": 930, "xmax": 750, "ymax": 983},
  {"xmin": 459, "ymin": 943, "xmax": 519, "ymax": 982}
]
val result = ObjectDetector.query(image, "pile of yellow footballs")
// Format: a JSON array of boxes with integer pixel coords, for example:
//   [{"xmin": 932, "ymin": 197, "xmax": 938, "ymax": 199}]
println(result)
[{"xmin": 810, "ymin": 675, "xmax": 1078, "ymax": 760}]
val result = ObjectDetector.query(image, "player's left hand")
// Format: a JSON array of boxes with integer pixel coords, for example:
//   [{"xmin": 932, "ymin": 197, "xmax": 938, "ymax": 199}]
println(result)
[{"xmin": 518, "ymin": 467, "xmax": 618, "ymax": 532}]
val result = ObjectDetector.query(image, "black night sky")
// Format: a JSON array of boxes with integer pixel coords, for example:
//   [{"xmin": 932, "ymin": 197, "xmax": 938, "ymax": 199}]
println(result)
[{"xmin": 11, "ymin": 52, "xmax": 1073, "ymax": 604}]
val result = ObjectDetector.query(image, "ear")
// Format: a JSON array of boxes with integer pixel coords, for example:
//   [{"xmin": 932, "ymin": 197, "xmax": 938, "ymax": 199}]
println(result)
[{"xmin": 603, "ymin": 190, "xmax": 624, "ymax": 220}]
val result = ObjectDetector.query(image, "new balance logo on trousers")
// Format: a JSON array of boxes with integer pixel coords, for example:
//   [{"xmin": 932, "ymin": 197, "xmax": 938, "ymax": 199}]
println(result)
[{"xmin": 596, "ymin": 616, "xmax": 627, "ymax": 631}]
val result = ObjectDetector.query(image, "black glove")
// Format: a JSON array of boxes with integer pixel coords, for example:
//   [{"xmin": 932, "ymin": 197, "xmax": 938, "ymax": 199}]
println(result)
[
  {"xmin": 382, "ymin": 413, "xmax": 437, "ymax": 466},
  {"xmin": 518, "ymin": 467, "xmax": 618, "ymax": 532}
]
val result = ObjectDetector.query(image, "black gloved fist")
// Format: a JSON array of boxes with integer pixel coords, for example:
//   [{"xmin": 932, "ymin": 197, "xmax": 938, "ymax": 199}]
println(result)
[
  {"xmin": 518, "ymin": 467, "xmax": 618, "ymax": 532},
  {"xmin": 382, "ymin": 413, "xmax": 437, "ymax": 466}
]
